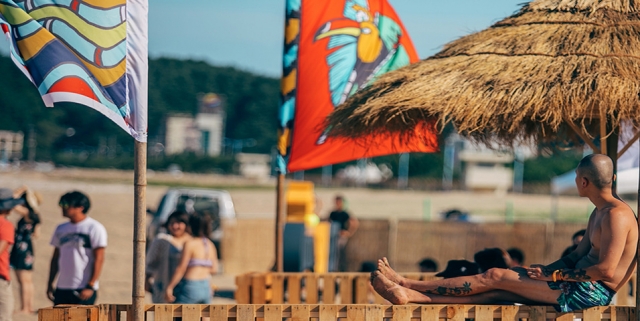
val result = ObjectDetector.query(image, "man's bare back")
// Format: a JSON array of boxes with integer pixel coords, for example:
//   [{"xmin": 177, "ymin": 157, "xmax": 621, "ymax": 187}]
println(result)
[{"xmin": 371, "ymin": 154, "xmax": 638, "ymax": 312}]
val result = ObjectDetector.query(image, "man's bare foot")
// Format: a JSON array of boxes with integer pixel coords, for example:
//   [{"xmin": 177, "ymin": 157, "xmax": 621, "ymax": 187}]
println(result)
[
  {"xmin": 371, "ymin": 271, "xmax": 409, "ymax": 305},
  {"xmin": 377, "ymin": 257, "xmax": 406, "ymax": 286}
]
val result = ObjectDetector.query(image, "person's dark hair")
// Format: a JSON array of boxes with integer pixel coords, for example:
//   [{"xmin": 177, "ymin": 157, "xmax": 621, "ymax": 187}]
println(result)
[
  {"xmin": 561, "ymin": 244, "xmax": 578, "ymax": 259},
  {"xmin": 335, "ymin": 195, "xmax": 344, "ymax": 202},
  {"xmin": 572, "ymin": 229, "xmax": 586, "ymax": 240},
  {"xmin": 360, "ymin": 261, "xmax": 377, "ymax": 272},
  {"xmin": 163, "ymin": 210, "xmax": 192, "ymax": 234},
  {"xmin": 418, "ymin": 258, "xmax": 438, "ymax": 272},
  {"xmin": 474, "ymin": 248, "xmax": 511, "ymax": 272},
  {"xmin": 506, "ymin": 248, "xmax": 524, "ymax": 266},
  {"xmin": 189, "ymin": 213, "xmax": 213, "ymax": 238},
  {"xmin": 577, "ymin": 154, "xmax": 613, "ymax": 189},
  {"xmin": 59, "ymin": 191, "xmax": 91, "ymax": 214}
]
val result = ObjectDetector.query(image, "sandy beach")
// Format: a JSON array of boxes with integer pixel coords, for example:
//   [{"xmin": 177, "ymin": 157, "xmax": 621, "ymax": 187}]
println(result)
[{"xmin": 0, "ymin": 168, "xmax": 612, "ymax": 321}]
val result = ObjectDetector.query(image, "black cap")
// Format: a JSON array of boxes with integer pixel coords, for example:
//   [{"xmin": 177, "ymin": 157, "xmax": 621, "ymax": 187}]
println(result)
[{"xmin": 435, "ymin": 260, "xmax": 480, "ymax": 278}]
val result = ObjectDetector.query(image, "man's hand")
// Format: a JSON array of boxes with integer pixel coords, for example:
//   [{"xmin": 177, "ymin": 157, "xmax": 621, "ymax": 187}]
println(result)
[
  {"xmin": 526, "ymin": 266, "xmax": 553, "ymax": 281},
  {"xmin": 77, "ymin": 288, "xmax": 94, "ymax": 301},
  {"xmin": 47, "ymin": 284, "xmax": 55, "ymax": 302}
]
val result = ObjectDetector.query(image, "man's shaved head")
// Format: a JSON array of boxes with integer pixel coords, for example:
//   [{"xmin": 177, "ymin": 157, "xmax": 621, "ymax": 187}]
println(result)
[{"xmin": 577, "ymin": 154, "xmax": 614, "ymax": 189}]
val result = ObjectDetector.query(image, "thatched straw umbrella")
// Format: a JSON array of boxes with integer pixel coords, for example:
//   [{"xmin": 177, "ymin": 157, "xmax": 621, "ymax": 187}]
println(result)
[
  {"xmin": 328, "ymin": 0, "xmax": 640, "ymax": 159},
  {"xmin": 327, "ymin": 0, "xmax": 640, "ymax": 313}
]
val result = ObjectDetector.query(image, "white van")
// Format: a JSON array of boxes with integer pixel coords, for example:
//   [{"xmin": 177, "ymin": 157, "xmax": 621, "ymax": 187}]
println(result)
[{"xmin": 147, "ymin": 188, "xmax": 236, "ymax": 255}]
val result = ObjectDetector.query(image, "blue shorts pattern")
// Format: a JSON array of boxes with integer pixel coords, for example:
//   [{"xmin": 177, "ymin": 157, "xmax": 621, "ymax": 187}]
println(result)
[
  {"xmin": 174, "ymin": 279, "xmax": 212, "ymax": 304},
  {"xmin": 547, "ymin": 280, "xmax": 615, "ymax": 312}
]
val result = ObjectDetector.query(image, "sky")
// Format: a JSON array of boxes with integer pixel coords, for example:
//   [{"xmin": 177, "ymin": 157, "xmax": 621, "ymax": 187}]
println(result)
[{"xmin": 0, "ymin": 0, "xmax": 524, "ymax": 78}]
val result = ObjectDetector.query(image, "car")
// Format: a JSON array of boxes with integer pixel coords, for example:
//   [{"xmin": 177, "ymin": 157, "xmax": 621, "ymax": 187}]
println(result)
[{"xmin": 146, "ymin": 188, "xmax": 236, "ymax": 257}]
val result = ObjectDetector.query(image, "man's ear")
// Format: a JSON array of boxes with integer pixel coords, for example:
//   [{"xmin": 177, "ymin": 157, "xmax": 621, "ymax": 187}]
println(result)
[{"xmin": 581, "ymin": 177, "xmax": 589, "ymax": 188}]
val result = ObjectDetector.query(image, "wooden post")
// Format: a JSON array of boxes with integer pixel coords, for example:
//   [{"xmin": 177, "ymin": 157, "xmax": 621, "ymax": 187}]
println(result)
[
  {"xmin": 276, "ymin": 173, "xmax": 285, "ymax": 272},
  {"xmin": 132, "ymin": 141, "xmax": 147, "ymax": 321}
]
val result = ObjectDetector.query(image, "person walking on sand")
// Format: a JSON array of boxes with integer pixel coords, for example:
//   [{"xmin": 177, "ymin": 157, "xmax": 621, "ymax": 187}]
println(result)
[
  {"xmin": 10, "ymin": 187, "xmax": 41, "ymax": 314},
  {"xmin": 370, "ymin": 154, "xmax": 638, "ymax": 313},
  {"xmin": 0, "ymin": 189, "xmax": 24, "ymax": 321},
  {"xmin": 47, "ymin": 191, "xmax": 107, "ymax": 305},
  {"xmin": 165, "ymin": 214, "xmax": 218, "ymax": 304},
  {"xmin": 145, "ymin": 211, "xmax": 192, "ymax": 303},
  {"xmin": 328, "ymin": 195, "xmax": 359, "ymax": 271}
]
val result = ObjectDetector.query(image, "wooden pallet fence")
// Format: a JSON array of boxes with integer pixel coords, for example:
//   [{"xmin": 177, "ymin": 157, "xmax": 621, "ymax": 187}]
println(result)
[
  {"xmin": 37, "ymin": 304, "xmax": 637, "ymax": 321},
  {"xmin": 235, "ymin": 272, "xmax": 440, "ymax": 304}
]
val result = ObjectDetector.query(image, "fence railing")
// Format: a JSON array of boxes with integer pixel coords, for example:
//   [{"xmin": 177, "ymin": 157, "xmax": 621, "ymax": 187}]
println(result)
[
  {"xmin": 235, "ymin": 272, "xmax": 440, "ymax": 304},
  {"xmin": 38, "ymin": 304, "xmax": 637, "ymax": 321}
]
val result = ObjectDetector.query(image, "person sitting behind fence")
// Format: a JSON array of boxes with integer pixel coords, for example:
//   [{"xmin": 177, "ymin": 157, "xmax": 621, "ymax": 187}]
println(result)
[
  {"xmin": 506, "ymin": 248, "xmax": 525, "ymax": 267},
  {"xmin": 418, "ymin": 258, "xmax": 438, "ymax": 273},
  {"xmin": 473, "ymin": 248, "xmax": 512, "ymax": 272},
  {"xmin": 434, "ymin": 260, "xmax": 480, "ymax": 279}
]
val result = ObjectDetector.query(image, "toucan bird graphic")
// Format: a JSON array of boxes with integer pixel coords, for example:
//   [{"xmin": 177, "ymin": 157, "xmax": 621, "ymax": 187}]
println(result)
[{"xmin": 314, "ymin": 0, "xmax": 410, "ymax": 144}]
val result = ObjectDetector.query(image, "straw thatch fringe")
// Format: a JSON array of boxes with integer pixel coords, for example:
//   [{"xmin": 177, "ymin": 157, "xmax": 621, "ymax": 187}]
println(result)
[{"xmin": 326, "ymin": 0, "xmax": 640, "ymax": 147}]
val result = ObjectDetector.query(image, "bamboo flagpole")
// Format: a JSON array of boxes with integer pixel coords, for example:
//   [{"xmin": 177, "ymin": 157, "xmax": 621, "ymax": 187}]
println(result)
[{"xmin": 132, "ymin": 141, "xmax": 147, "ymax": 321}]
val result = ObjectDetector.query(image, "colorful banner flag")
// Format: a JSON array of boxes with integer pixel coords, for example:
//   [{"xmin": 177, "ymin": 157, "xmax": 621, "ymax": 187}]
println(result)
[
  {"xmin": 0, "ymin": 0, "xmax": 148, "ymax": 142},
  {"xmin": 277, "ymin": 0, "xmax": 438, "ymax": 173}
]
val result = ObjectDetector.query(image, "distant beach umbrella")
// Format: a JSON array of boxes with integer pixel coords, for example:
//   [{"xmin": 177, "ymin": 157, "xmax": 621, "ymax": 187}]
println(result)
[{"xmin": 327, "ymin": 0, "xmax": 640, "ymax": 152}]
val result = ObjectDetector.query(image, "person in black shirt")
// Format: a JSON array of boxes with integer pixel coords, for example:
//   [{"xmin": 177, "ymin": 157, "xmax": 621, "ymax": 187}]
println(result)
[{"xmin": 328, "ymin": 195, "xmax": 358, "ymax": 271}]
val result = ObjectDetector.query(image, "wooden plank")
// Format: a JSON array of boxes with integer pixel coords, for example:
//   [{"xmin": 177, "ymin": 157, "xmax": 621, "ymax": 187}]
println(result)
[
  {"xmin": 288, "ymin": 274, "xmax": 302, "ymax": 304},
  {"xmin": 67, "ymin": 306, "xmax": 90, "ymax": 321},
  {"xmin": 339, "ymin": 275, "xmax": 353, "ymax": 304},
  {"xmin": 500, "ymin": 305, "xmax": 519, "ymax": 321},
  {"xmin": 154, "ymin": 305, "xmax": 175, "ymax": 321},
  {"xmin": 528, "ymin": 306, "xmax": 547, "ymax": 321},
  {"xmin": 252, "ymin": 274, "xmax": 267, "ymax": 304},
  {"xmin": 446, "ymin": 305, "xmax": 465, "ymax": 321},
  {"xmin": 305, "ymin": 274, "xmax": 319, "ymax": 304},
  {"xmin": 235, "ymin": 274, "xmax": 252, "ymax": 303},
  {"xmin": 555, "ymin": 312, "xmax": 575, "ymax": 321},
  {"xmin": 323, "ymin": 275, "xmax": 336, "ymax": 304},
  {"xmin": 182, "ymin": 304, "xmax": 202, "ymax": 321},
  {"xmin": 365, "ymin": 305, "xmax": 383, "ymax": 321},
  {"xmin": 421, "ymin": 305, "xmax": 443, "ymax": 321},
  {"xmin": 583, "ymin": 306, "xmax": 603, "ymax": 321},
  {"xmin": 237, "ymin": 305, "xmax": 256, "ymax": 321},
  {"xmin": 628, "ymin": 306, "xmax": 636, "ymax": 321},
  {"xmin": 292, "ymin": 305, "xmax": 311, "ymax": 321},
  {"xmin": 392, "ymin": 305, "xmax": 412, "ymax": 321},
  {"xmin": 89, "ymin": 306, "xmax": 99, "ymax": 321},
  {"xmin": 271, "ymin": 274, "xmax": 285, "ymax": 304},
  {"xmin": 319, "ymin": 305, "xmax": 339, "ymax": 321},
  {"xmin": 354, "ymin": 275, "xmax": 369, "ymax": 304},
  {"xmin": 38, "ymin": 308, "xmax": 58, "ymax": 321},
  {"xmin": 474, "ymin": 305, "xmax": 493, "ymax": 321},
  {"xmin": 264, "ymin": 305, "xmax": 282, "ymax": 321},
  {"xmin": 210, "ymin": 305, "xmax": 230, "ymax": 320},
  {"xmin": 346, "ymin": 305, "xmax": 366, "ymax": 321}
]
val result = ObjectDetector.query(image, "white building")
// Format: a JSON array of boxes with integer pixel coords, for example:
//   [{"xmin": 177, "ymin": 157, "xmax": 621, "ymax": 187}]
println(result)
[
  {"xmin": 164, "ymin": 93, "xmax": 225, "ymax": 156},
  {"xmin": 0, "ymin": 130, "xmax": 23, "ymax": 161}
]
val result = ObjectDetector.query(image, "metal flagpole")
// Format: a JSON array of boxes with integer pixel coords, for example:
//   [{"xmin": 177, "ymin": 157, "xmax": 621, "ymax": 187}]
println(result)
[{"xmin": 132, "ymin": 141, "xmax": 147, "ymax": 321}]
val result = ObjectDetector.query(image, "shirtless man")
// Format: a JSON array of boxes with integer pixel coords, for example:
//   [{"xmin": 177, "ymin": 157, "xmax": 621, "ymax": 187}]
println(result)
[{"xmin": 372, "ymin": 154, "xmax": 638, "ymax": 312}]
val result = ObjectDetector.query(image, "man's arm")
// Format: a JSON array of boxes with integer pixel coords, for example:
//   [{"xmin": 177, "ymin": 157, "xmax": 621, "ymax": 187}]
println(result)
[
  {"xmin": 47, "ymin": 248, "xmax": 60, "ymax": 302},
  {"xmin": 78, "ymin": 247, "xmax": 105, "ymax": 300}
]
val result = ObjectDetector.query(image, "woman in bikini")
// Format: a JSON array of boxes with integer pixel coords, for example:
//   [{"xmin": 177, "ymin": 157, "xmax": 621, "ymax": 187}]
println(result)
[{"xmin": 165, "ymin": 213, "xmax": 218, "ymax": 304}]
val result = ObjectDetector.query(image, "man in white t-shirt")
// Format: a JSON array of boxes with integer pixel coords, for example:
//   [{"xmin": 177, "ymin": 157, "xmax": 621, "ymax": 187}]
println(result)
[{"xmin": 47, "ymin": 191, "xmax": 107, "ymax": 305}]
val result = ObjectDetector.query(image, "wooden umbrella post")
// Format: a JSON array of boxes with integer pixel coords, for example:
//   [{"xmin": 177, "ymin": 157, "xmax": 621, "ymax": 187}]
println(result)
[
  {"xmin": 132, "ymin": 141, "xmax": 147, "ymax": 321},
  {"xmin": 275, "ymin": 173, "xmax": 285, "ymax": 272}
]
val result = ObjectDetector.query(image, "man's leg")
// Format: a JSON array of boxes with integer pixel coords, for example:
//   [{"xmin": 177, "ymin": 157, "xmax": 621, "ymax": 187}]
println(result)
[
  {"xmin": 372, "ymin": 272, "xmax": 547, "ymax": 305},
  {"xmin": 0, "ymin": 279, "xmax": 13, "ymax": 321},
  {"xmin": 376, "ymin": 259, "xmax": 561, "ymax": 304}
]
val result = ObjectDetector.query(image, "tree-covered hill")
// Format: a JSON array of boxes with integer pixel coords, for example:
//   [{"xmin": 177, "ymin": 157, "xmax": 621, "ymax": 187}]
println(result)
[{"xmin": 0, "ymin": 55, "xmax": 280, "ymax": 158}]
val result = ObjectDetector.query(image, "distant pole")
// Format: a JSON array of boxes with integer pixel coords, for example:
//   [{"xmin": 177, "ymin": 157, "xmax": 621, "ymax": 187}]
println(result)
[
  {"xmin": 513, "ymin": 152, "xmax": 524, "ymax": 193},
  {"xmin": 398, "ymin": 153, "xmax": 409, "ymax": 189},
  {"xmin": 443, "ymin": 138, "xmax": 455, "ymax": 190},
  {"xmin": 27, "ymin": 125, "xmax": 36, "ymax": 164},
  {"xmin": 322, "ymin": 165, "xmax": 332, "ymax": 186},
  {"xmin": 132, "ymin": 141, "xmax": 147, "ymax": 321},
  {"xmin": 275, "ymin": 173, "xmax": 285, "ymax": 272}
]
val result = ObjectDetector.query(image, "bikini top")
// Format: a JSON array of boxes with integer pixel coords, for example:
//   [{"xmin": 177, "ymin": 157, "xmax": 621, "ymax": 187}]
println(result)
[{"xmin": 187, "ymin": 238, "xmax": 213, "ymax": 268}]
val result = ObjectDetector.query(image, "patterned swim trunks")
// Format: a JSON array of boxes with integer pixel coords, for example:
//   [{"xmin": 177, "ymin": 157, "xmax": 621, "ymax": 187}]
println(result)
[{"xmin": 547, "ymin": 280, "xmax": 615, "ymax": 312}]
